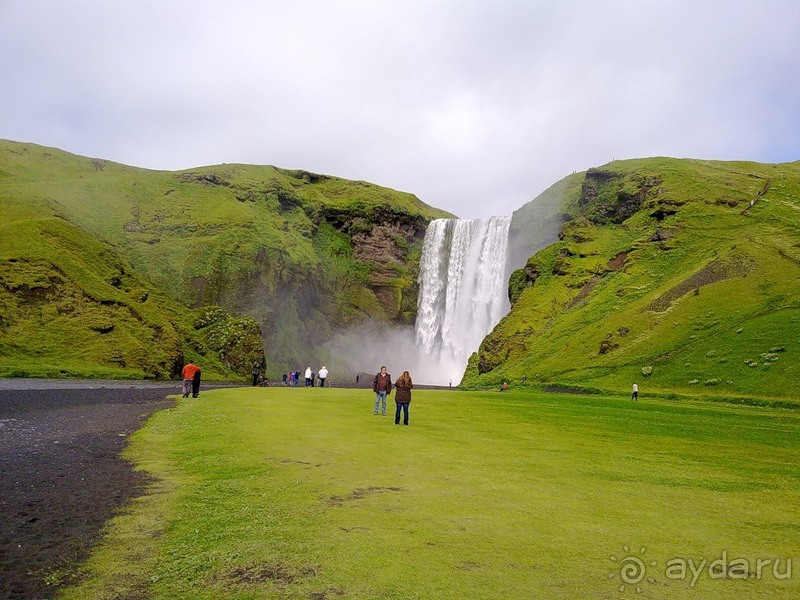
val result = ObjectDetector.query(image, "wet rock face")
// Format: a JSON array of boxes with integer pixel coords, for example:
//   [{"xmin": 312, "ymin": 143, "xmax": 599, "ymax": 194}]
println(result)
[
  {"xmin": 351, "ymin": 222, "xmax": 418, "ymax": 266},
  {"xmin": 346, "ymin": 215, "xmax": 427, "ymax": 319}
]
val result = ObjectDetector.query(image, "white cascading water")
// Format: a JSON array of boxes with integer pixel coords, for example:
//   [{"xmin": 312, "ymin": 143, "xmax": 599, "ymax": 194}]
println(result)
[{"xmin": 415, "ymin": 217, "xmax": 512, "ymax": 385}]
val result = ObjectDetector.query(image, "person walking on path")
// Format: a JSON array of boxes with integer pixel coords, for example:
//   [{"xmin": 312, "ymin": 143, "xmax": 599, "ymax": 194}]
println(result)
[
  {"xmin": 318, "ymin": 366, "xmax": 328, "ymax": 387},
  {"xmin": 252, "ymin": 362, "xmax": 262, "ymax": 387},
  {"xmin": 394, "ymin": 370, "xmax": 413, "ymax": 425},
  {"xmin": 305, "ymin": 367, "xmax": 313, "ymax": 387},
  {"xmin": 373, "ymin": 366, "xmax": 392, "ymax": 415},
  {"xmin": 181, "ymin": 361, "xmax": 201, "ymax": 398},
  {"xmin": 631, "ymin": 383, "xmax": 639, "ymax": 401}
]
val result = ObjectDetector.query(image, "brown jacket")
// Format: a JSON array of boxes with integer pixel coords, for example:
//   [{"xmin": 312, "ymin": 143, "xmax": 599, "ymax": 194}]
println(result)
[
  {"xmin": 373, "ymin": 372, "xmax": 392, "ymax": 394},
  {"xmin": 394, "ymin": 379, "xmax": 412, "ymax": 403}
]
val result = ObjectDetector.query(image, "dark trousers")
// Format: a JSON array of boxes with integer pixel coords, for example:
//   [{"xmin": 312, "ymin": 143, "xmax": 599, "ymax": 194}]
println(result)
[
  {"xmin": 395, "ymin": 402, "xmax": 409, "ymax": 425},
  {"xmin": 319, "ymin": 378, "xmax": 326, "ymax": 387}
]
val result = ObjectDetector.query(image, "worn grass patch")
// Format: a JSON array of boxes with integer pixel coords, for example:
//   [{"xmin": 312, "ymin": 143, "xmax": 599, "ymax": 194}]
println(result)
[{"xmin": 61, "ymin": 387, "xmax": 800, "ymax": 599}]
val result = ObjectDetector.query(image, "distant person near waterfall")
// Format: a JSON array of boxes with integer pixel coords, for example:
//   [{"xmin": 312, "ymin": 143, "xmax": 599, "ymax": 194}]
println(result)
[
  {"xmin": 318, "ymin": 366, "xmax": 328, "ymax": 387},
  {"xmin": 394, "ymin": 371, "xmax": 413, "ymax": 425},
  {"xmin": 373, "ymin": 366, "xmax": 392, "ymax": 415},
  {"xmin": 252, "ymin": 361, "xmax": 262, "ymax": 387}
]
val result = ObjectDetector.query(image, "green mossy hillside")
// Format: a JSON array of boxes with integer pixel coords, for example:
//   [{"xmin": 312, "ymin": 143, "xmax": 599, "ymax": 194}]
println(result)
[
  {"xmin": 0, "ymin": 140, "xmax": 450, "ymax": 377},
  {"xmin": 0, "ymin": 216, "xmax": 261, "ymax": 379},
  {"xmin": 464, "ymin": 157, "xmax": 800, "ymax": 399}
]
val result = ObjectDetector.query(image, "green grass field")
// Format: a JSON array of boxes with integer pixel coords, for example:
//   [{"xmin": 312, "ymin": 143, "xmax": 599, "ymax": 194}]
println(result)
[{"xmin": 62, "ymin": 387, "xmax": 800, "ymax": 599}]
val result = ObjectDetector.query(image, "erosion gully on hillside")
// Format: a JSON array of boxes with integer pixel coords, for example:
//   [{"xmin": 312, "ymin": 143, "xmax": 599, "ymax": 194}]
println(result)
[{"xmin": 0, "ymin": 381, "xmax": 179, "ymax": 600}]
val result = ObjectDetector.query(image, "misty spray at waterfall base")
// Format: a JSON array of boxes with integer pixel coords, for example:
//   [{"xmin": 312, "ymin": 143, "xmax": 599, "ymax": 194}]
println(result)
[{"xmin": 325, "ymin": 217, "xmax": 511, "ymax": 386}]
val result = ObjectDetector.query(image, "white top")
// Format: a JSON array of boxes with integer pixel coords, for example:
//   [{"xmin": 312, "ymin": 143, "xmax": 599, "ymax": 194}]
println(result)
[
  {"xmin": 305, "ymin": 367, "xmax": 312, "ymax": 378},
  {"xmin": 319, "ymin": 368, "xmax": 328, "ymax": 378},
  {"xmin": 632, "ymin": 383, "xmax": 638, "ymax": 392}
]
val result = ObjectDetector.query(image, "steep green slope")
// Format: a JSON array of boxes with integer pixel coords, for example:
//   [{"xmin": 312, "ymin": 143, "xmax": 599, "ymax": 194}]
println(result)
[
  {"xmin": 464, "ymin": 157, "xmax": 800, "ymax": 399},
  {"xmin": 0, "ymin": 140, "xmax": 450, "ymax": 376},
  {"xmin": 0, "ymin": 214, "xmax": 261, "ymax": 379}
]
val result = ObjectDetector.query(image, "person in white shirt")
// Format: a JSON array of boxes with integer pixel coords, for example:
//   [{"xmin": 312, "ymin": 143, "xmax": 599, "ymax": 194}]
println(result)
[
  {"xmin": 631, "ymin": 383, "xmax": 639, "ymax": 401},
  {"xmin": 318, "ymin": 366, "xmax": 329, "ymax": 387}
]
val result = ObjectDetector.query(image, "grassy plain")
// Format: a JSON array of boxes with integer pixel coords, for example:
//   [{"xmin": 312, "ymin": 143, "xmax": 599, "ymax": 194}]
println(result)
[{"xmin": 62, "ymin": 387, "xmax": 800, "ymax": 599}]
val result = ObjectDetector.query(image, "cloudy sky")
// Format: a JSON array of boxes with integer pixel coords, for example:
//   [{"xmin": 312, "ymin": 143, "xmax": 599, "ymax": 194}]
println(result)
[{"xmin": 1, "ymin": 1, "xmax": 799, "ymax": 219}]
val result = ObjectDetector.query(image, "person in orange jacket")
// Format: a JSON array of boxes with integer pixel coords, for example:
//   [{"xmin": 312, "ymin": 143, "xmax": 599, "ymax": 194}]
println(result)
[{"xmin": 181, "ymin": 361, "xmax": 201, "ymax": 398}]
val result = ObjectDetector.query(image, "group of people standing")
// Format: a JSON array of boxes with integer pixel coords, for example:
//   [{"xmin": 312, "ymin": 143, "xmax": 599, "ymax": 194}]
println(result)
[
  {"xmin": 280, "ymin": 366, "xmax": 329, "ymax": 387},
  {"xmin": 181, "ymin": 361, "xmax": 202, "ymax": 398},
  {"xmin": 182, "ymin": 360, "xmax": 415, "ymax": 427},
  {"xmin": 373, "ymin": 366, "xmax": 413, "ymax": 425}
]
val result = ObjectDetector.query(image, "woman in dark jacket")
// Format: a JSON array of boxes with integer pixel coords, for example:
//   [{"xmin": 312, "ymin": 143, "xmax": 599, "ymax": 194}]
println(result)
[{"xmin": 394, "ymin": 371, "xmax": 413, "ymax": 425}]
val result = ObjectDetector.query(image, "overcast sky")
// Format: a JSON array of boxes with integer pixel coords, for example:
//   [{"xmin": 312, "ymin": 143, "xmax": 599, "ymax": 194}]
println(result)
[{"xmin": 1, "ymin": 1, "xmax": 799, "ymax": 219}]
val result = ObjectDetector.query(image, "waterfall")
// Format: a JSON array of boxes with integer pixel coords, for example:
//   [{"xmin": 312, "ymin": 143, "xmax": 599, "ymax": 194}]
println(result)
[{"xmin": 415, "ymin": 217, "xmax": 512, "ymax": 385}]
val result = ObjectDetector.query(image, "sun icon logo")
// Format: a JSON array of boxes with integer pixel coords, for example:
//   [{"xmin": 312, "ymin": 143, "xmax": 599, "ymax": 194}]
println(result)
[{"xmin": 608, "ymin": 545, "xmax": 658, "ymax": 593}]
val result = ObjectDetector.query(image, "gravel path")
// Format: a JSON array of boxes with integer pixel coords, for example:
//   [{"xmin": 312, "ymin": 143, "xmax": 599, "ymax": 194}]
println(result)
[{"xmin": 0, "ymin": 380, "xmax": 183, "ymax": 600}]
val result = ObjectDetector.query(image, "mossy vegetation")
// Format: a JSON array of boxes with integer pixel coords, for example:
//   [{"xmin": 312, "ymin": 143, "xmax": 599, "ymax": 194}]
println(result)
[
  {"xmin": 0, "ymin": 216, "xmax": 258, "ymax": 379},
  {"xmin": 467, "ymin": 157, "xmax": 800, "ymax": 399},
  {"xmin": 0, "ymin": 140, "xmax": 450, "ymax": 379}
]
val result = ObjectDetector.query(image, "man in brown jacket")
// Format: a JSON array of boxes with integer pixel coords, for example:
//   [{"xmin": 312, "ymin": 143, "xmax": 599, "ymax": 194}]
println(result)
[{"xmin": 372, "ymin": 366, "xmax": 392, "ymax": 415}]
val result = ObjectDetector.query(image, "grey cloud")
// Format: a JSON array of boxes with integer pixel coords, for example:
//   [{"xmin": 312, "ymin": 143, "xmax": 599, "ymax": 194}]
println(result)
[{"xmin": 1, "ymin": 0, "xmax": 798, "ymax": 218}]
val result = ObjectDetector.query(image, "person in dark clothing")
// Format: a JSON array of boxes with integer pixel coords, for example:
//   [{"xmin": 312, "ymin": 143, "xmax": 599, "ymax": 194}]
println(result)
[
  {"xmin": 192, "ymin": 368, "xmax": 202, "ymax": 398},
  {"xmin": 394, "ymin": 370, "xmax": 413, "ymax": 425},
  {"xmin": 372, "ymin": 366, "xmax": 392, "ymax": 415},
  {"xmin": 252, "ymin": 362, "xmax": 262, "ymax": 387}
]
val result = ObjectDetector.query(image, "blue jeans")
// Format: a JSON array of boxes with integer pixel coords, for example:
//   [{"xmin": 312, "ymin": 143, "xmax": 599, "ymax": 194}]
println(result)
[
  {"xmin": 374, "ymin": 391, "xmax": 387, "ymax": 414},
  {"xmin": 395, "ymin": 402, "xmax": 409, "ymax": 425}
]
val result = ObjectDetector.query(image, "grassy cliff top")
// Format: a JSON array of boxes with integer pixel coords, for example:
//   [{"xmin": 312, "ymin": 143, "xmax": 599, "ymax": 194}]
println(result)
[{"xmin": 0, "ymin": 139, "xmax": 449, "ymax": 223}]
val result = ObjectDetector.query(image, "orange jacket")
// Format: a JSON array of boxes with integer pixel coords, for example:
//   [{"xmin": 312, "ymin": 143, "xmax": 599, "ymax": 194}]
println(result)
[{"xmin": 182, "ymin": 363, "xmax": 201, "ymax": 379}]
